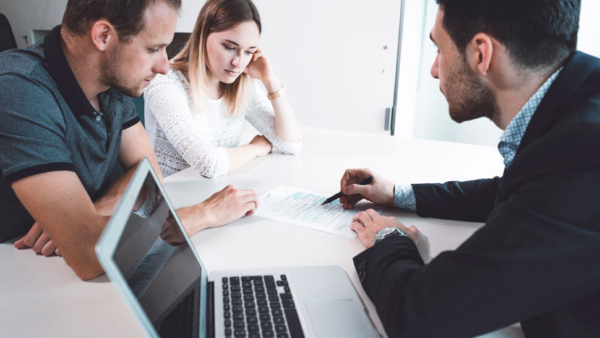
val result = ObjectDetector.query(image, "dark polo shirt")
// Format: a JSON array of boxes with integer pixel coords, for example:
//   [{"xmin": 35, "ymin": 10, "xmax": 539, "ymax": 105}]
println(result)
[{"xmin": 0, "ymin": 25, "xmax": 140, "ymax": 242}]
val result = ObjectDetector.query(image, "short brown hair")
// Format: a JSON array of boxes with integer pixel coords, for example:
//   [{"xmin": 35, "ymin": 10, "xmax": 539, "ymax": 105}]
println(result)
[{"xmin": 62, "ymin": 0, "xmax": 182, "ymax": 42}]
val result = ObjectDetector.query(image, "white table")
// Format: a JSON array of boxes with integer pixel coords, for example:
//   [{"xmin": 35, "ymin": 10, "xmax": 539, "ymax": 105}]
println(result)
[{"xmin": 0, "ymin": 127, "xmax": 524, "ymax": 338}]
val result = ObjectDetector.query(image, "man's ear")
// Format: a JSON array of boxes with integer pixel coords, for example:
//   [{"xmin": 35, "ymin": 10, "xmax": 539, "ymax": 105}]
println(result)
[
  {"xmin": 467, "ymin": 33, "xmax": 493, "ymax": 76},
  {"xmin": 89, "ymin": 20, "xmax": 116, "ymax": 52}
]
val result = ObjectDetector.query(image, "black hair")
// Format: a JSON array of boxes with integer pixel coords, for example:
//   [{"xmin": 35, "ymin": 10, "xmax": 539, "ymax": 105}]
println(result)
[{"xmin": 436, "ymin": 0, "xmax": 581, "ymax": 69}]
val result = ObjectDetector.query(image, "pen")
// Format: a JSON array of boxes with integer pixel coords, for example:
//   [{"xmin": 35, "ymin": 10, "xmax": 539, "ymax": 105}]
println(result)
[{"xmin": 321, "ymin": 176, "xmax": 373, "ymax": 205}]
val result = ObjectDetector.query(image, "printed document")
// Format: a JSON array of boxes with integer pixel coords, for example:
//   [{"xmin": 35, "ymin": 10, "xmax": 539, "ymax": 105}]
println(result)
[{"xmin": 255, "ymin": 185, "xmax": 383, "ymax": 238}]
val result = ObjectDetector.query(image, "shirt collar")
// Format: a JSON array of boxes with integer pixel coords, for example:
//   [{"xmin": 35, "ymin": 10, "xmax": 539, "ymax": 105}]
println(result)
[
  {"xmin": 497, "ymin": 67, "xmax": 562, "ymax": 168},
  {"xmin": 43, "ymin": 25, "xmax": 96, "ymax": 117}
]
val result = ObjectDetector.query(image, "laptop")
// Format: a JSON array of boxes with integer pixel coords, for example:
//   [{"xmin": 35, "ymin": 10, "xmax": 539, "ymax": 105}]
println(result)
[{"xmin": 96, "ymin": 158, "xmax": 380, "ymax": 338}]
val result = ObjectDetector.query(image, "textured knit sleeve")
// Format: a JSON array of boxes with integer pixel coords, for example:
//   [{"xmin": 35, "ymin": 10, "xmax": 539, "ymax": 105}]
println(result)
[
  {"xmin": 144, "ymin": 73, "xmax": 229, "ymax": 179},
  {"xmin": 244, "ymin": 84, "xmax": 302, "ymax": 155}
]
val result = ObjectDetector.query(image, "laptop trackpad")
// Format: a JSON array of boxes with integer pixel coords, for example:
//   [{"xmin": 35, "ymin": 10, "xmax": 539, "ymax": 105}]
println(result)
[{"xmin": 305, "ymin": 299, "xmax": 379, "ymax": 338}]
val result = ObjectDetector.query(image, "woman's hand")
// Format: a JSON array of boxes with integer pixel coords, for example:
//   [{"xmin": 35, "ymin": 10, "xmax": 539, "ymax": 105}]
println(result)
[
  {"xmin": 243, "ymin": 48, "xmax": 280, "ymax": 93},
  {"xmin": 250, "ymin": 135, "xmax": 273, "ymax": 157}
]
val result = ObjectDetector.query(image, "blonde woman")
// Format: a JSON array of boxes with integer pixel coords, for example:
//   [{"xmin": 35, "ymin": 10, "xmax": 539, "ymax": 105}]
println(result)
[{"xmin": 144, "ymin": 0, "xmax": 301, "ymax": 179}]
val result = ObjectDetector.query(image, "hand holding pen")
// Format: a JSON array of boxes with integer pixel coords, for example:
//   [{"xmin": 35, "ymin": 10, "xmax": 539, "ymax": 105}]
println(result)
[
  {"xmin": 322, "ymin": 176, "xmax": 373, "ymax": 205},
  {"xmin": 336, "ymin": 169, "xmax": 397, "ymax": 209}
]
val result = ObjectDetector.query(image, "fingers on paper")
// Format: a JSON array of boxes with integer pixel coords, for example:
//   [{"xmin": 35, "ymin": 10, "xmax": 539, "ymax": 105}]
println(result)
[
  {"xmin": 240, "ymin": 190, "xmax": 258, "ymax": 204},
  {"xmin": 239, "ymin": 189, "xmax": 258, "ymax": 215},
  {"xmin": 353, "ymin": 211, "xmax": 372, "ymax": 227},
  {"xmin": 244, "ymin": 200, "xmax": 257, "ymax": 217},
  {"xmin": 365, "ymin": 209, "xmax": 380, "ymax": 221},
  {"xmin": 350, "ymin": 221, "xmax": 364, "ymax": 233}
]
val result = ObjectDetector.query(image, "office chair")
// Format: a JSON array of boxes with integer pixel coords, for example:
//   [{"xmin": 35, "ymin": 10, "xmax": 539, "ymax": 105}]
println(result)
[{"xmin": 0, "ymin": 13, "xmax": 18, "ymax": 53}]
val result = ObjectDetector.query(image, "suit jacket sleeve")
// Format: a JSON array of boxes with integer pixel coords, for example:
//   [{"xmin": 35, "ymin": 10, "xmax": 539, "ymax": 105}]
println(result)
[
  {"xmin": 354, "ymin": 151, "xmax": 600, "ymax": 337},
  {"xmin": 412, "ymin": 177, "xmax": 501, "ymax": 222}
]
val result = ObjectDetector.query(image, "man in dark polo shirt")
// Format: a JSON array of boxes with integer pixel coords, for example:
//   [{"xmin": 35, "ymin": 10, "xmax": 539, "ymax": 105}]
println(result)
[{"xmin": 0, "ymin": 0, "xmax": 259, "ymax": 280}]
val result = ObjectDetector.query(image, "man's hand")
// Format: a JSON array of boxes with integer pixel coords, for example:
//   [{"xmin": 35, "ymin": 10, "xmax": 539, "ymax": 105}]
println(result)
[
  {"xmin": 350, "ymin": 209, "xmax": 419, "ymax": 249},
  {"xmin": 178, "ymin": 185, "xmax": 259, "ymax": 236},
  {"xmin": 339, "ymin": 168, "xmax": 395, "ymax": 209},
  {"xmin": 14, "ymin": 222, "xmax": 62, "ymax": 256},
  {"xmin": 202, "ymin": 185, "xmax": 258, "ymax": 225},
  {"xmin": 160, "ymin": 212, "xmax": 187, "ymax": 246}
]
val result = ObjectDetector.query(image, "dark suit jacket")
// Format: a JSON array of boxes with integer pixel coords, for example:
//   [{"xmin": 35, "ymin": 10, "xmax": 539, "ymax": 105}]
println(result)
[{"xmin": 354, "ymin": 51, "xmax": 600, "ymax": 338}]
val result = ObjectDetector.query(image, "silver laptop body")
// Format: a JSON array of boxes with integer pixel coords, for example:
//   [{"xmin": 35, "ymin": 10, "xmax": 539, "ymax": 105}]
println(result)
[{"xmin": 96, "ymin": 158, "xmax": 380, "ymax": 338}]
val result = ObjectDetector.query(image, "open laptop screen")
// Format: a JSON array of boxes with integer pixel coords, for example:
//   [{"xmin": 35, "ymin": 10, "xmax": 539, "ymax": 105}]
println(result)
[{"xmin": 111, "ymin": 173, "xmax": 201, "ymax": 338}]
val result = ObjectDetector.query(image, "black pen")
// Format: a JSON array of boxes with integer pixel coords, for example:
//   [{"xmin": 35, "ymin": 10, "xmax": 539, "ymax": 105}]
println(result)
[{"xmin": 321, "ymin": 176, "xmax": 373, "ymax": 205}]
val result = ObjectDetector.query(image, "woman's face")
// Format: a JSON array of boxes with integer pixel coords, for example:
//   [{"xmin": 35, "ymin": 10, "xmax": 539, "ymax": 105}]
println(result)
[{"xmin": 205, "ymin": 21, "xmax": 260, "ymax": 84}]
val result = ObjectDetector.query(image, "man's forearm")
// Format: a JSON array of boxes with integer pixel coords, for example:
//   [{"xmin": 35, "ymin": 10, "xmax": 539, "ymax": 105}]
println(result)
[
  {"xmin": 93, "ymin": 164, "xmax": 142, "ymax": 216},
  {"xmin": 412, "ymin": 177, "xmax": 500, "ymax": 222},
  {"xmin": 12, "ymin": 171, "xmax": 111, "ymax": 280},
  {"xmin": 62, "ymin": 214, "xmax": 111, "ymax": 280},
  {"xmin": 176, "ymin": 203, "xmax": 214, "ymax": 237}
]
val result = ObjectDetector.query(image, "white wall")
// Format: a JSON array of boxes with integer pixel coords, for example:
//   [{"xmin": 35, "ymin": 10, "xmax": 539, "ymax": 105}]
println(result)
[
  {"xmin": 393, "ymin": 0, "xmax": 427, "ymax": 138},
  {"xmin": 578, "ymin": 0, "xmax": 600, "ymax": 58},
  {"xmin": 2, "ymin": 0, "xmax": 597, "ymax": 139},
  {"xmin": 0, "ymin": 0, "xmax": 403, "ymax": 135},
  {"xmin": 0, "ymin": 0, "xmax": 67, "ymax": 47},
  {"xmin": 395, "ymin": 0, "xmax": 600, "ymax": 146},
  {"xmin": 252, "ymin": 0, "xmax": 401, "ymax": 134}
]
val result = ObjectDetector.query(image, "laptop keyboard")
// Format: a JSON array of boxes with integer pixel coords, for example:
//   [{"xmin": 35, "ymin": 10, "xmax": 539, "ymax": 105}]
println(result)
[
  {"xmin": 222, "ymin": 275, "xmax": 305, "ymax": 338},
  {"xmin": 158, "ymin": 289, "xmax": 196, "ymax": 338}
]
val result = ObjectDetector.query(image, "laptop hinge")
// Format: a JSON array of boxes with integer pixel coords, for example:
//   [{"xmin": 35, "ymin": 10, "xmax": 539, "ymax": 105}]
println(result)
[{"xmin": 207, "ymin": 281, "xmax": 215, "ymax": 338}]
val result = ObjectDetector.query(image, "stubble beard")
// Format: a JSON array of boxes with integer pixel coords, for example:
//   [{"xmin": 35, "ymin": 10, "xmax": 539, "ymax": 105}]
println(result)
[
  {"xmin": 100, "ymin": 45, "xmax": 144, "ymax": 98},
  {"xmin": 446, "ymin": 55, "xmax": 499, "ymax": 123}
]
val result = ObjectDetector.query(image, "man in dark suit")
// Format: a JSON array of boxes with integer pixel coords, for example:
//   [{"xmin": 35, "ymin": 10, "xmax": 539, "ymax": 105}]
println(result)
[{"xmin": 339, "ymin": 0, "xmax": 600, "ymax": 337}]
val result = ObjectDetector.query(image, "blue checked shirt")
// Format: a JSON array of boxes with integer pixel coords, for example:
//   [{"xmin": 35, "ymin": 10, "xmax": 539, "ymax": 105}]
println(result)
[{"xmin": 394, "ymin": 68, "xmax": 563, "ymax": 212}]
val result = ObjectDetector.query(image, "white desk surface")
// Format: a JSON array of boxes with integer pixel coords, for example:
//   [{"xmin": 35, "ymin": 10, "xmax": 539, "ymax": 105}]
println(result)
[{"xmin": 0, "ymin": 127, "xmax": 525, "ymax": 338}]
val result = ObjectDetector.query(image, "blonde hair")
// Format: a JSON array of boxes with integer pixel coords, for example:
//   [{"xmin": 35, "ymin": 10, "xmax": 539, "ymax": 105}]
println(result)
[{"xmin": 170, "ymin": 0, "xmax": 261, "ymax": 116}]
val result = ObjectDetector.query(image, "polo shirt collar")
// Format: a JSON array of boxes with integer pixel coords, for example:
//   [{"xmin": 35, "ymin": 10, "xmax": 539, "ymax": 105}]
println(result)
[{"xmin": 43, "ymin": 25, "xmax": 96, "ymax": 117}]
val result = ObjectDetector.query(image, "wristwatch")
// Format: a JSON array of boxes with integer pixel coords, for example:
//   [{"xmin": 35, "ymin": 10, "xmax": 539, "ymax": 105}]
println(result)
[{"xmin": 373, "ymin": 227, "xmax": 407, "ymax": 246}]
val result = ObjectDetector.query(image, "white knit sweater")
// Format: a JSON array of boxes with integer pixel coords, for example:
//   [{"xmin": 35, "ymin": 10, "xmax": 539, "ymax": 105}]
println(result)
[{"xmin": 144, "ymin": 69, "xmax": 301, "ymax": 178}]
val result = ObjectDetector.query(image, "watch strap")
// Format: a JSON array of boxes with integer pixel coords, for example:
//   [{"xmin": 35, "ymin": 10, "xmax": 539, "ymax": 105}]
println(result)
[{"xmin": 374, "ymin": 227, "xmax": 407, "ymax": 246}]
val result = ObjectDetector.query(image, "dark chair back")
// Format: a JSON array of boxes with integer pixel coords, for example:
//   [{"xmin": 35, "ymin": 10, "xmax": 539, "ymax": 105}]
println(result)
[{"xmin": 0, "ymin": 13, "xmax": 18, "ymax": 53}]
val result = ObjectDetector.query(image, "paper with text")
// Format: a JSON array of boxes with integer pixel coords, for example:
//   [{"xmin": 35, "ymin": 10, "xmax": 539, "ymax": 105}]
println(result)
[{"xmin": 255, "ymin": 186, "xmax": 383, "ymax": 238}]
